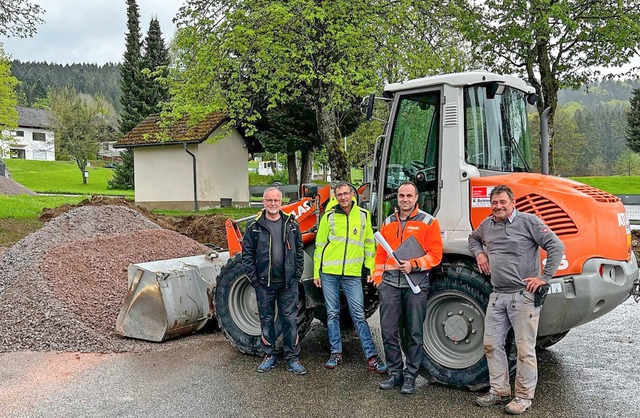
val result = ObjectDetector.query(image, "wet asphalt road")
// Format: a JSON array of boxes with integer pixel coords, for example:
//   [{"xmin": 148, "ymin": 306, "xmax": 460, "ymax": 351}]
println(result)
[{"xmin": 1, "ymin": 298, "xmax": 638, "ymax": 418}]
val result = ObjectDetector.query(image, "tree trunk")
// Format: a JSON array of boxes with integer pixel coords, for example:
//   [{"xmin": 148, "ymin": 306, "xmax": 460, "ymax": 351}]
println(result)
[
  {"xmin": 534, "ymin": 40, "xmax": 558, "ymax": 175},
  {"xmin": 300, "ymin": 150, "xmax": 313, "ymax": 183},
  {"xmin": 318, "ymin": 103, "xmax": 349, "ymax": 182},
  {"xmin": 287, "ymin": 152, "xmax": 298, "ymax": 184},
  {"xmin": 77, "ymin": 160, "xmax": 87, "ymax": 185}
]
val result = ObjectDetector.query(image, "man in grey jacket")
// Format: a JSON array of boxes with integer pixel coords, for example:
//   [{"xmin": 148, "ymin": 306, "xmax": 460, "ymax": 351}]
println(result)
[{"xmin": 468, "ymin": 184, "xmax": 564, "ymax": 415}]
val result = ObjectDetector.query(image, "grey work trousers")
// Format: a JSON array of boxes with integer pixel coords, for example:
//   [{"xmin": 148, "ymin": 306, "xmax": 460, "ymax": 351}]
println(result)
[
  {"xmin": 379, "ymin": 282, "xmax": 428, "ymax": 378},
  {"xmin": 484, "ymin": 290, "xmax": 541, "ymax": 399}
]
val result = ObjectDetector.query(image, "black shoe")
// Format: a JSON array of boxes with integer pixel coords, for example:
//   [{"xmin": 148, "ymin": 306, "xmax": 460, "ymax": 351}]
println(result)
[
  {"xmin": 400, "ymin": 376, "xmax": 416, "ymax": 394},
  {"xmin": 379, "ymin": 374, "xmax": 403, "ymax": 390}
]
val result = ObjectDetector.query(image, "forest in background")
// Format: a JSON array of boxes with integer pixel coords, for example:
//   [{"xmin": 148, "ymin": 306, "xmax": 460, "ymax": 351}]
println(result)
[
  {"xmin": 9, "ymin": 60, "xmax": 640, "ymax": 177},
  {"xmin": 10, "ymin": 61, "xmax": 122, "ymax": 112}
]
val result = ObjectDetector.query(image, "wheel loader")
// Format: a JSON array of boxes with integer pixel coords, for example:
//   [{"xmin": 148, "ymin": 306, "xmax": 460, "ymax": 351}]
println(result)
[{"xmin": 116, "ymin": 70, "xmax": 640, "ymax": 389}]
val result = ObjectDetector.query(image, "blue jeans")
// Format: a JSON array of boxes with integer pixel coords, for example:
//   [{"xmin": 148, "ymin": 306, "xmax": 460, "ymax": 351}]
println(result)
[{"xmin": 321, "ymin": 273, "xmax": 377, "ymax": 359}]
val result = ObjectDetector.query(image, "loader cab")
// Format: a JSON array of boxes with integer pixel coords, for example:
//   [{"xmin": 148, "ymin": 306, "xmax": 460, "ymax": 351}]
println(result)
[
  {"xmin": 366, "ymin": 71, "xmax": 537, "ymax": 228},
  {"xmin": 376, "ymin": 90, "xmax": 441, "ymax": 223}
]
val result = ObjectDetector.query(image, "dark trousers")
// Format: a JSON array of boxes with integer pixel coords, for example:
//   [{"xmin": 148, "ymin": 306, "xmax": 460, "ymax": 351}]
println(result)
[
  {"xmin": 379, "ymin": 282, "xmax": 428, "ymax": 378},
  {"xmin": 255, "ymin": 282, "xmax": 300, "ymax": 361}
]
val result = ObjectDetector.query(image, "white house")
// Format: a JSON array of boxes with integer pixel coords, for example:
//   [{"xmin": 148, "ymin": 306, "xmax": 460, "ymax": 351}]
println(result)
[
  {"xmin": 0, "ymin": 107, "xmax": 55, "ymax": 161},
  {"xmin": 115, "ymin": 112, "xmax": 262, "ymax": 210}
]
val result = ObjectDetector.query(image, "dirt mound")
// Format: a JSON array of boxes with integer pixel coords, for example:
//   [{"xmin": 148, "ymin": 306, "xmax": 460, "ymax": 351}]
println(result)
[
  {"xmin": 0, "ymin": 205, "xmax": 209, "ymax": 353},
  {"xmin": 38, "ymin": 195, "xmax": 230, "ymax": 248},
  {"xmin": 0, "ymin": 176, "xmax": 36, "ymax": 195}
]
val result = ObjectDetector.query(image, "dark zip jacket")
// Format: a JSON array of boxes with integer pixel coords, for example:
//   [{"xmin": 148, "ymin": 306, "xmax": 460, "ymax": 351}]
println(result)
[{"xmin": 241, "ymin": 209, "xmax": 304, "ymax": 288}]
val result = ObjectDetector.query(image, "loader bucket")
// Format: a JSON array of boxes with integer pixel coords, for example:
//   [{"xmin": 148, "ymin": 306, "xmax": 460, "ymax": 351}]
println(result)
[{"xmin": 115, "ymin": 253, "xmax": 230, "ymax": 342}]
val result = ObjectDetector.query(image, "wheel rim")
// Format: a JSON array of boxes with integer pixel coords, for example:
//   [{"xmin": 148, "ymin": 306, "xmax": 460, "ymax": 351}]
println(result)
[
  {"xmin": 228, "ymin": 277, "xmax": 261, "ymax": 336},
  {"xmin": 424, "ymin": 290, "xmax": 486, "ymax": 369}
]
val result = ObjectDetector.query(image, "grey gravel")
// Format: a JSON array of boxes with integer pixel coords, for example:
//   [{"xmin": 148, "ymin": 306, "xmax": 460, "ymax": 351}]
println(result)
[{"xmin": 0, "ymin": 205, "xmax": 209, "ymax": 353}]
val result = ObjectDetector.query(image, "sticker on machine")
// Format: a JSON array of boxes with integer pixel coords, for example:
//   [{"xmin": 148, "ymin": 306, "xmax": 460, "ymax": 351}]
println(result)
[
  {"xmin": 471, "ymin": 186, "xmax": 493, "ymax": 208},
  {"xmin": 550, "ymin": 283, "xmax": 563, "ymax": 294}
]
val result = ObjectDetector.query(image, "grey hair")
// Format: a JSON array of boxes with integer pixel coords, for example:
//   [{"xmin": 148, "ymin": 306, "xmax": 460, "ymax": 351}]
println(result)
[
  {"xmin": 333, "ymin": 181, "xmax": 353, "ymax": 194},
  {"xmin": 263, "ymin": 186, "xmax": 283, "ymax": 199},
  {"xmin": 490, "ymin": 184, "xmax": 514, "ymax": 201}
]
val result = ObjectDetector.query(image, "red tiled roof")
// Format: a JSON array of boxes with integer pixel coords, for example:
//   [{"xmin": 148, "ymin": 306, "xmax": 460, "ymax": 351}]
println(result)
[{"xmin": 115, "ymin": 112, "xmax": 229, "ymax": 147}]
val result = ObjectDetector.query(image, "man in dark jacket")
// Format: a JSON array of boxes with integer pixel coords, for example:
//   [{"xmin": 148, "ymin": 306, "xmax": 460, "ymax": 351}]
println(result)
[{"xmin": 242, "ymin": 187, "xmax": 306, "ymax": 375}]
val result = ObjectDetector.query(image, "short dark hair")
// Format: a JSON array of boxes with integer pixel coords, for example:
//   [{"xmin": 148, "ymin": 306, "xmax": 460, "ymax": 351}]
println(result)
[
  {"xmin": 490, "ymin": 184, "xmax": 514, "ymax": 201},
  {"xmin": 397, "ymin": 181, "xmax": 418, "ymax": 194}
]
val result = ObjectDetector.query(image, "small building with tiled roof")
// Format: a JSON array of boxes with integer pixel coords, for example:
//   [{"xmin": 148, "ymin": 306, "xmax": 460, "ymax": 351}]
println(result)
[
  {"xmin": 115, "ymin": 112, "xmax": 258, "ymax": 210},
  {"xmin": 1, "ymin": 107, "xmax": 55, "ymax": 161}
]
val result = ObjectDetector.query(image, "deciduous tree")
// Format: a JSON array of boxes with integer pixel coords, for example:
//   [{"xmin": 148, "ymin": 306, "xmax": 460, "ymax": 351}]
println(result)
[
  {"xmin": 48, "ymin": 87, "xmax": 115, "ymax": 184},
  {"xmin": 0, "ymin": 45, "xmax": 19, "ymax": 146},
  {"xmin": 0, "ymin": 0, "xmax": 44, "ymax": 38},
  {"xmin": 457, "ymin": 0, "xmax": 640, "ymax": 174},
  {"xmin": 171, "ymin": 0, "xmax": 461, "ymax": 182}
]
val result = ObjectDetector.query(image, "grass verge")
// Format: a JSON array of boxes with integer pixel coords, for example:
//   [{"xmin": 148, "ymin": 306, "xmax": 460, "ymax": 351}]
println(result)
[
  {"xmin": 0, "ymin": 218, "xmax": 42, "ymax": 247},
  {"xmin": 4, "ymin": 159, "xmax": 134, "ymax": 196}
]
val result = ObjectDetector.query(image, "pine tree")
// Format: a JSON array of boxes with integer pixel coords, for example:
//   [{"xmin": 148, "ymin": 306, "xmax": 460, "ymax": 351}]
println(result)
[
  {"xmin": 113, "ymin": 0, "xmax": 145, "ymax": 190},
  {"xmin": 112, "ymin": 5, "xmax": 172, "ymax": 190},
  {"xmin": 119, "ymin": 0, "xmax": 144, "ymax": 134},
  {"xmin": 627, "ymin": 88, "xmax": 640, "ymax": 154},
  {"xmin": 141, "ymin": 18, "xmax": 170, "ymax": 115}
]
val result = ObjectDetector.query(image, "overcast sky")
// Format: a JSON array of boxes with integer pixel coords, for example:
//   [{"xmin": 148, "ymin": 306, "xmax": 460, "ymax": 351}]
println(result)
[{"xmin": 0, "ymin": 0, "xmax": 183, "ymax": 65}]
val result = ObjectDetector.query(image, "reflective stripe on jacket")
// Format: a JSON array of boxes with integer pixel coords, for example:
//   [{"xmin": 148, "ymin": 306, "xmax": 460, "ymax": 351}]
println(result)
[
  {"xmin": 313, "ymin": 199, "xmax": 375, "ymax": 278},
  {"xmin": 372, "ymin": 205, "xmax": 443, "ymax": 286}
]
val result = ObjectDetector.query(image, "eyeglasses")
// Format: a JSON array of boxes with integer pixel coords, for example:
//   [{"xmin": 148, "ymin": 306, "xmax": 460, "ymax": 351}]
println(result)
[{"xmin": 336, "ymin": 192, "xmax": 352, "ymax": 198}]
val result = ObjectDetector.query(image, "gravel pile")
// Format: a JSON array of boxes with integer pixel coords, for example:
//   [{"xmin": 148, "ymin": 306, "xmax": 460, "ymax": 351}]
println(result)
[
  {"xmin": 0, "ymin": 205, "xmax": 209, "ymax": 353},
  {"xmin": 0, "ymin": 176, "xmax": 36, "ymax": 195}
]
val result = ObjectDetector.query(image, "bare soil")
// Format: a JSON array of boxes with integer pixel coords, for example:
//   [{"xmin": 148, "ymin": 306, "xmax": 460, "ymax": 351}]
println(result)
[{"xmin": 39, "ymin": 195, "xmax": 230, "ymax": 248}]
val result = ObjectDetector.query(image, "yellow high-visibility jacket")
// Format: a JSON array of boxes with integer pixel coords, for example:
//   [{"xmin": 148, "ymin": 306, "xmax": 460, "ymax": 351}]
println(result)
[{"xmin": 313, "ymin": 198, "xmax": 376, "ymax": 278}]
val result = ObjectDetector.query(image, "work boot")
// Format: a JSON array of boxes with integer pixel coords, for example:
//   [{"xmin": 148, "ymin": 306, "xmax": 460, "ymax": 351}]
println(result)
[
  {"xmin": 400, "ymin": 376, "xmax": 416, "ymax": 394},
  {"xmin": 256, "ymin": 355, "xmax": 277, "ymax": 373},
  {"xmin": 325, "ymin": 353, "xmax": 342, "ymax": 369},
  {"xmin": 367, "ymin": 355, "xmax": 388, "ymax": 374},
  {"xmin": 475, "ymin": 392, "xmax": 511, "ymax": 407},
  {"xmin": 505, "ymin": 397, "xmax": 532, "ymax": 415},
  {"xmin": 379, "ymin": 373, "xmax": 403, "ymax": 390},
  {"xmin": 286, "ymin": 360, "xmax": 307, "ymax": 375}
]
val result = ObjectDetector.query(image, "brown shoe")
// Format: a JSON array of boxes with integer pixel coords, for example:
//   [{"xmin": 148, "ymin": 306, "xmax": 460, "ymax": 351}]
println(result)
[
  {"xmin": 475, "ymin": 392, "xmax": 511, "ymax": 407},
  {"xmin": 505, "ymin": 397, "xmax": 532, "ymax": 415}
]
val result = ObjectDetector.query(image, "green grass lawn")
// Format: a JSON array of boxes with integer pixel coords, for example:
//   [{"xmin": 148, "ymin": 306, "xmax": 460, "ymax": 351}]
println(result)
[
  {"xmin": 0, "ymin": 194, "xmax": 86, "ymax": 218},
  {"xmin": 569, "ymin": 176, "xmax": 640, "ymax": 195},
  {"xmin": 4, "ymin": 159, "xmax": 134, "ymax": 196}
]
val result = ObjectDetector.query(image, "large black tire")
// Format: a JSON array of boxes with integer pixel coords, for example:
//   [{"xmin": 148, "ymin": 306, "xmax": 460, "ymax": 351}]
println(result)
[
  {"xmin": 417, "ymin": 260, "xmax": 516, "ymax": 390},
  {"xmin": 214, "ymin": 254, "xmax": 315, "ymax": 355},
  {"xmin": 536, "ymin": 330, "xmax": 570, "ymax": 349}
]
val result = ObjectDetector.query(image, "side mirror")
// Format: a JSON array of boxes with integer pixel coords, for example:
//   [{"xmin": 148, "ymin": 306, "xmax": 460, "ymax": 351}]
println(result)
[
  {"xmin": 360, "ymin": 92, "xmax": 376, "ymax": 121},
  {"xmin": 301, "ymin": 183, "xmax": 318, "ymax": 198}
]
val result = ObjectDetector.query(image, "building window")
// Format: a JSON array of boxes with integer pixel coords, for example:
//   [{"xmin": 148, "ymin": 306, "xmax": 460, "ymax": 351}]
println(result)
[
  {"xmin": 14, "ymin": 130, "xmax": 24, "ymax": 137},
  {"xmin": 33, "ymin": 150, "xmax": 47, "ymax": 160},
  {"xmin": 33, "ymin": 132, "xmax": 46, "ymax": 141}
]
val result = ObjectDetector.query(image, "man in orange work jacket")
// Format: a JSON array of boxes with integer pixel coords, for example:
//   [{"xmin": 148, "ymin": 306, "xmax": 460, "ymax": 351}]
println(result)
[{"xmin": 372, "ymin": 181, "xmax": 443, "ymax": 394}]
